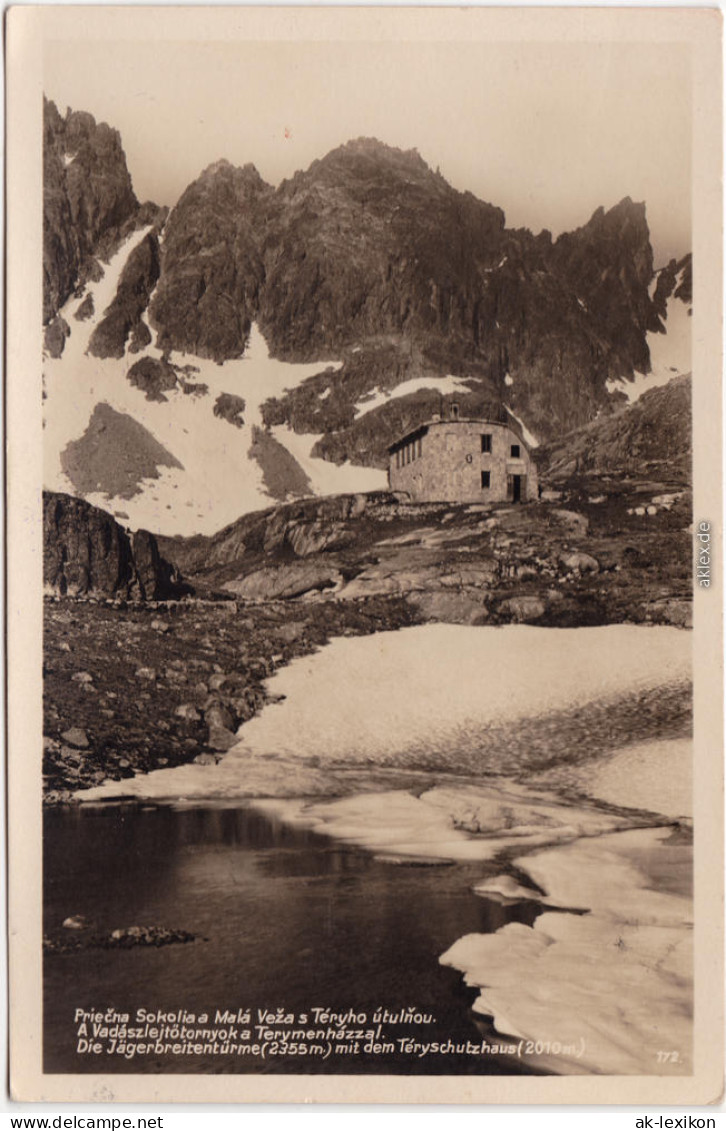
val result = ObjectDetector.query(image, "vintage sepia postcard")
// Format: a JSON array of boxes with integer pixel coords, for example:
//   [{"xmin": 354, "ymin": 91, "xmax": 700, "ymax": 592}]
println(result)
[{"xmin": 6, "ymin": 5, "xmax": 724, "ymax": 1106}]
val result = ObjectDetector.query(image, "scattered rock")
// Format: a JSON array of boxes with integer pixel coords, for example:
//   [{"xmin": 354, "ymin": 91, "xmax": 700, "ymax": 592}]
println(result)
[
  {"xmin": 205, "ymin": 703, "xmax": 234, "ymax": 731},
  {"xmin": 498, "ymin": 596, "xmax": 546, "ymax": 623},
  {"xmin": 108, "ymin": 925, "xmax": 197, "ymax": 948},
  {"xmin": 61, "ymin": 727, "xmax": 90, "ymax": 748},
  {"xmin": 410, "ymin": 591, "xmax": 488, "ymax": 625},
  {"xmin": 206, "ymin": 726, "xmax": 239, "ymax": 752},
  {"xmin": 560, "ymin": 551, "xmax": 600, "ymax": 574},
  {"xmin": 127, "ymin": 356, "xmax": 178, "ymax": 402},
  {"xmin": 62, "ymin": 914, "xmax": 90, "ymax": 930},
  {"xmin": 70, "ymin": 672, "xmax": 93, "ymax": 684},
  {"xmin": 550, "ymin": 509, "xmax": 590, "ymax": 535},
  {"xmin": 175, "ymin": 704, "xmax": 201, "ymax": 721}
]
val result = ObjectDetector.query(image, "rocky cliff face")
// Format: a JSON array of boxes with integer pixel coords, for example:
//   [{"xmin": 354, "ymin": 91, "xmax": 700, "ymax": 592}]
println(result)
[
  {"xmin": 149, "ymin": 160, "xmax": 270, "ymax": 359},
  {"xmin": 43, "ymin": 491, "xmax": 185, "ymax": 599},
  {"xmin": 256, "ymin": 139, "xmax": 506, "ymax": 357},
  {"xmin": 43, "ymin": 99, "xmax": 140, "ymax": 324}
]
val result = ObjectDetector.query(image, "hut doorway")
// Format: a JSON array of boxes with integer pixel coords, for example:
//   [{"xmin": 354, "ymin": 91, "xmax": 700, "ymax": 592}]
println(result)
[{"xmin": 508, "ymin": 474, "xmax": 524, "ymax": 503}]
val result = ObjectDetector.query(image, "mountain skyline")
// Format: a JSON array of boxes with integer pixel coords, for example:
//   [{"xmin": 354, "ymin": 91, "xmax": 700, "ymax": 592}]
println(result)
[{"xmin": 44, "ymin": 36, "xmax": 691, "ymax": 266}]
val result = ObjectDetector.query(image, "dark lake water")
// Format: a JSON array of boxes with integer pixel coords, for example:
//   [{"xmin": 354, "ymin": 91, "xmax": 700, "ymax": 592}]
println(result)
[{"xmin": 44, "ymin": 803, "xmax": 546, "ymax": 1076}]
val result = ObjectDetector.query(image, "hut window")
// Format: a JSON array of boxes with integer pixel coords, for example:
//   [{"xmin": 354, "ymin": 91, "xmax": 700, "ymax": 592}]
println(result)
[
  {"xmin": 510, "ymin": 444, "xmax": 521, "ymax": 458},
  {"xmin": 406, "ymin": 444, "xmax": 412, "ymax": 464},
  {"xmin": 396, "ymin": 450, "xmax": 401, "ymax": 469},
  {"xmin": 417, "ymin": 437, "xmax": 422, "ymax": 458},
  {"xmin": 481, "ymin": 471, "xmax": 491, "ymax": 489},
  {"xmin": 481, "ymin": 434, "xmax": 492, "ymax": 453}
]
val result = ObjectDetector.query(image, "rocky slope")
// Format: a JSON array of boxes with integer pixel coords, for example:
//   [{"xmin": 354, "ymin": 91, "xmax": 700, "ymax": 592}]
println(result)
[
  {"xmin": 540, "ymin": 373, "xmax": 692, "ymax": 485},
  {"xmin": 43, "ymin": 490, "xmax": 186, "ymax": 599},
  {"xmin": 159, "ymin": 485, "xmax": 692, "ymax": 629}
]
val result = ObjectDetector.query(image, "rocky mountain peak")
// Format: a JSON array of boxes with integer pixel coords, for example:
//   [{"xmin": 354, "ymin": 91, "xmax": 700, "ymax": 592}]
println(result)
[
  {"xmin": 195, "ymin": 158, "xmax": 270, "ymax": 195},
  {"xmin": 315, "ymin": 136, "xmax": 431, "ymax": 174},
  {"xmin": 173, "ymin": 159, "xmax": 271, "ymax": 217},
  {"xmin": 43, "ymin": 97, "xmax": 140, "ymax": 323},
  {"xmin": 289, "ymin": 136, "xmax": 456, "ymax": 207}
]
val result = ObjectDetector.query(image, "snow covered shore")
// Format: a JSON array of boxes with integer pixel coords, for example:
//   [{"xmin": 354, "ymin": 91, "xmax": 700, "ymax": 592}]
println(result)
[
  {"xmin": 78, "ymin": 623, "xmax": 692, "ymax": 1076},
  {"xmin": 442, "ymin": 824, "xmax": 692, "ymax": 1076}
]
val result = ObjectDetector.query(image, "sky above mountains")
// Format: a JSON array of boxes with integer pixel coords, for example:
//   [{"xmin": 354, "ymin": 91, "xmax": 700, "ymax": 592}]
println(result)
[{"xmin": 45, "ymin": 35, "xmax": 691, "ymax": 266}]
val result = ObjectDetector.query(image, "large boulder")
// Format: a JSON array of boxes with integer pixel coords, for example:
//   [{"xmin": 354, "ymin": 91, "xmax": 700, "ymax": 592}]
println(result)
[
  {"xmin": 224, "ymin": 562, "xmax": 342, "ymax": 601},
  {"xmin": 410, "ymin": 591, "xmax": 489, "ymax": 625}
]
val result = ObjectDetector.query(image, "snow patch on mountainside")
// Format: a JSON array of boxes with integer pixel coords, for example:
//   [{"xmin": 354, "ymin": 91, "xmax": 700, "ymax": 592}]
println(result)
[
  {"xmin": 43, "ymin": 233, "xmax": 388, "ymax": 537},
  {"xmin": 608, "ymin": 287, "xmax": 691, "ymax": 404},
  {"xmin": 353, "ymin": 375, "xmax": 474, "ymax": 419},
  {"xmin": 505, "ymin": 404, "xmax": 539, "ymax": 448}
]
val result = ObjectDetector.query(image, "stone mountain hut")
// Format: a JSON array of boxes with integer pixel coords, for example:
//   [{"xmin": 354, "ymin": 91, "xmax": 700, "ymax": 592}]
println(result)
[{"xmin": 388, "ymin": 405, "xmax": 538, "ymax": 504}]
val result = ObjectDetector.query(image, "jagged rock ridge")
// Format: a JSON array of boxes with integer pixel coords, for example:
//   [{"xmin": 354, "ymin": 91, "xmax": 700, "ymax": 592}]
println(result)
[
  {"xmin": 43, "ymin": 99, "xmax": 139, "ymax": 323},
  {"xmin": 145, "ymin": 137, "xmax": 669, "ymax": 446}
]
